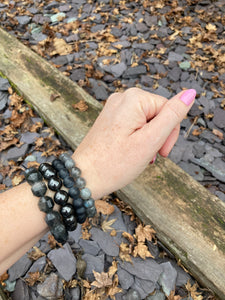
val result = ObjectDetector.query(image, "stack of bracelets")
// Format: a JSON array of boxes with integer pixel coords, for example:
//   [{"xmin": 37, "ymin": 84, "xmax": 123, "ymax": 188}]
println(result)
[{"xmin": 24, "ymin": 152, "xmax": 96, "ymax": 244}]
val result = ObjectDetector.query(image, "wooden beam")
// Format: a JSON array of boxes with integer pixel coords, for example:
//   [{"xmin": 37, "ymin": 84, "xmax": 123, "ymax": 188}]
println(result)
[{"xmin": 0, "ymin": 28, "xmax": 225, "ymax": 299}]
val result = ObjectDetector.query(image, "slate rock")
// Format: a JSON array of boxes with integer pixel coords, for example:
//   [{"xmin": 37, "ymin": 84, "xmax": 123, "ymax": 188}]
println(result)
[
  {"xmin": 111, "ymin": 27, "xmax": 123, "ymax": 37},
  {"xmin": 113, "ymin": 41, "xmax": 131, "ymax": 48},
  {"xmin": 69, "ymin": 223, "xmax": 82, "ymax": 243},
  {"xmin": 37, "ymin": 273, "xmax": 63, "ymax": 300},
  {"xmin": 78, "ymin": 239, "xmax": 100, "ymax": 255},
  {"xmin": 200, "ymin": 130, "xmax": 221, "ymax": 144},
  {"xmin": 178, "ymin": 162, "xmax": 204, "ymax": 181},
  {"xmin": 91, "ymin": 81, "xmax": 108, "ymax": 100},
  {"xmin": 70, "ymin": 286, "xmax": 81, "ymax": 300},
  {"xmin": 146, "ymin": 290, "xmax": 166, "ymax": 300},
  {"xmin": 46, "ymin": 1, "xmax": 60, "ymax": 10},
  {"xmin": 144, "ymin": 15, "xmax": 158, "ymax": 26},
  {"xmin": 179, "ymin": 61, "xmax": 191, "ymax": 70},
  {"xmin": 123, "ymin": 65, "xmax": 147, "ymax": 78},
  {"xmin": 8, "ymin": 254, "xmax": 33, "ymax": 281},
  {"xmin": 168, "ymin": 67, "xmax": 181, "ymax": 82},
  {"xmin": 104, "ymin": 205, "xmax": 128, "ymax": 235},
  {"xmin": 110, "ymin": 62, "xmax": 127, "ymax": 78},
  {"xmin": 11, "ymin": 279, "xmax": 30, "ymax": 300},
  {"xmin": 117, "ymin": 268, "xmax": 134, "ymax": 290},
  {"xmin": 136, "ymin": 22, "xmax": 148, "ymax": 32},
  {"xmin": 51, "ymin": 55, "xmax": 68, "ymax": 66},
  {"xmin": 66, "ymin": 34, "xmax": 79, "ymax": 42},
  {"xmin": 50, "ymin": 12, "xmax": 66, "ymax": 23},
  {"xmin": 158, "ymin": 262, "xmax": 177, "ymax": 296},
  {"xmin": 16, "ymin": 15, "xmax": 31, "ymax": 25},
  {"xmin": 0, "ymin": 173, "xmax": 3, "ymax": 183},
  {"xmin": 133, "ymin": 42, "xmax": 154, "ymax": 51},
  {"xmin": 0, "ymin": 92, "xmax": 8, "ymax": 112},
  {"xmin": 6, "ymin": 143, "xmax": 29, "ymax": 161},
  {"xmin": 119, "ymin": 257, "xmax": 163, "ymax": 282},
  {"xmin": 90, "ymin": 227, "xmax": 119, "ymax": 256},
  {"xmin": 132, "ymin": 276, "xmax": 155, "ymax": 299},
  {"xmin": 122, "ymin": 289, "xmax": 141, "ymax": 300},
  {"xmin": 59, "ymin": 4, "xmax": 71, "ymax": 12},
  {"xmin": 70, "ymin": 69, "xmax": 86, "ymax": 81},
  {"xmin": 4, "ymin": 279, "xmax": 16, "ymax": 292},
  {"xmin": 213, "ymin": 107, "xmax": 225, "ymax": 129},
  {"xmin": 47, "ymin": 243, "xmax": 76, "ymax": 281},
  {"xmin": 32, "ymin": 32, "xmax": 48, "ymax": 42},
  {"xmin": 25, "ymin": 256, "xmax": 46, "ymax": 276},
  {"xmin": 21, "ymin": 132, "xmax": 40, "ymax": 144},
  {"xmin": 0, "ymin": 78, "xmax": 10, "ymax": 91},
  {"xmin": 215, "ymin": 191, "xmax": 225, "ymax": 202},
  {"xmin": 82, "ymin": 253, "xmax": 105, "ymax": 281},
  {"xmin": 168, "ymin": 52, "xmax": 183, "ymax": 62},
  {"xmin": 154, "ymin": 86, "xmax": 171, "ymax": 98},
  {"xmin": 91, "ymin": 24, "xmax": 105, "ymax": 33}
]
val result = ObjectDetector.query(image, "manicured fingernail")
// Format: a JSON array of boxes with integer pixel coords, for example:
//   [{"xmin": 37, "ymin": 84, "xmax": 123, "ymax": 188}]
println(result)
[
  {"xmin": 150, "ymin": 154, "xmax": 157, "ymax": 164},
  {"xmin": 180, "ymin": 89, "xmax": 196, "ymax": 106}
]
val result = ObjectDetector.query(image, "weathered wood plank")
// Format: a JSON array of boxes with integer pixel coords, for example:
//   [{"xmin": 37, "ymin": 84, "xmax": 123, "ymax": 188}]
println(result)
[{"xmin": 0, "ymin": 28, "xmax": 225, "ymax": 299}]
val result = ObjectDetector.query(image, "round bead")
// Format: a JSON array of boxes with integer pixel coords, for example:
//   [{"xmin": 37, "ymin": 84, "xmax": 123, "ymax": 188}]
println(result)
[
  {"xmin": 73, "ymin": 198, "xmax": 83, "ymax": 209},
  {"xmin": 50, "ymin": 223, "xmax": 68, "ymax": 244},
  {"xmin": 80, "ymin": 187, "xmax": 91, "ymax": 200},
  {"xmin": 48, "ymin": 177, "xmax": 62, "ymax": 191},
  {"xmin": 75, "ymin": 177, "xmax": 86, "ymax": 189},
  {"xmin": 31, "ymin": 181, "xmax": 47, "ymax": 197},
  {"xmin": 69, "ymin": 187, "xmax": 80, "ymax": 199},
  {"xmin": 64, "ymin": 215, "xmax": 77, "ymax": 231},
  {"xmin": 24, "ymin": 167, "xmax": 38, "ymax": 180},
  {"xmin": 52, "ymin": 158, "xmax": 65, "ymax": 171},
  {"xmin": 63, "ymin": 176, "xmax": 75, "ymax": 188},
  {"xmin": 83, "ymin": 198, "xmax": 94, "ymax": 209},
  {"xmin": 59, "ymin": 153, "xmax": 71, "ymax": 163},
  {"xmin": 65, "ymin": 221, "xmax": 77, "ymax": 232},
  {"xmin": 38, "ymin": 163, "xmax": 52, "ymax": 175},
  {"xmin": 65, "ymin": 159, "xmax": 75, "ymax": 170},
  {"xmin": 58, "ymin": 168, "xmax": 70, "ymax": 179},
  {"xmin": 60, "ymin": 204, "xmax": 74, "ymax": 218},
  {"xmin": 45, "ymin": 211, "xmax": 62, "ymax": 227},
  {"xmin": 38, "ymin": 196, "xmax": 54, "ymax": 212},
  {"xmin": 76, "ymin": 213, "xmax": 86, "ymax": 224},
  {"xmin": 76, "ymin": 206, "xmax": 86, "ymax": 215},
  {"xmin": 42, "ymin": 167, "xmax": 56, "ymax": 180},
  {"xmin": 26, "ymin": 171, "xmax": 42, "ymax": 185},
  {"xmin": 86, "ymin": 206, "xmax": 97, "ymax": 218},
  {"xmin": 71, "ymin": 167, "xmax": 81, "ymax": 178},
  {"xmin": 54, "ymin": 190, "xmax": 69, "ymax": 206}
]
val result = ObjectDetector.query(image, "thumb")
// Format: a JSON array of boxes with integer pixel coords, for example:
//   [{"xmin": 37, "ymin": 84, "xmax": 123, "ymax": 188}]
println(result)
[{"xmin": 141, "ymin": 89, "xmax": 196, "ymax": 152}]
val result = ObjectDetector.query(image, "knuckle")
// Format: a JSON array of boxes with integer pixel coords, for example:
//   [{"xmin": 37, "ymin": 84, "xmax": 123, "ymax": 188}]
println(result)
[{"xmin": 166, "ymin": 102, "xmax": 181, "ymax": 122}]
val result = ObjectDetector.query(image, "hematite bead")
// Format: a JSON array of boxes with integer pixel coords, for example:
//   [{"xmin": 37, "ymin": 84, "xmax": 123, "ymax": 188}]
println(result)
[
  {"xmin": 24, "ymin": 167, "xmax": 37, "ymax": 180},
  {"xmin": 63, "ymin": 176, "xmax": 75, "ymax": 188},
  {"xmin": 45, "ymin": 211, "xmax": 62, "ymax": 227},
  {"xmin": 38, "ymin": 196, "xmax": 54, "ymax": 212},
  {"xmin": 76, "ymin": 206, "xmax": 86, "ymax": 215},
  {"xmin": 52, "ymin": 159, "xmax": 65, "ymax": 171},
  {"xmin": 64, "ymin": 158, "xmax": 75, "ymax": 170},
  {"xmin": 59, "ymin": 153, "xmax": 71, "ymax": 163},
  {"xmin": 42, "ymin": 167, "xmax": 56, "ymax": 180},
  {"xmin": 83, "ymin": 198, "xmax": 94, "ymax": 209},
  {"xmin": 54, "ymin": 190, "xmax": 69, "ymax": 206},
  {"xmin": 64, "ymin": 215, "xmax": 77, "ymax": 231},
  {"xmin": 80, "ymin": 187, "xmax": 91, "ymax": 200},
  {"xmin": 39, "ymin": 163, "xmax": 51, "ymax": 175},
  {"xmin": 48, "ymin": 177, "xmax": 62, "ymax": 191},
  {"xmin": 26, "ymin": 171, "xmax": 42, "ymax": 185},
  {"xmin": 86, "ymin": 206, "xmax": 97, "ymax": 218},
  {"xmin": 75, "ymin": 177, "xmax": 86, "ymax": 189},
  {"xmin": 58, "ymin": 168, "xmax": 69, "ymax": 179},
  {"xmin": 31, "ymin": 181, "xmax": 47, "ymax": 197},
  {"xmin": 76, "ymin": 213, "xmax": 86, "ymax": 224},
  {"xmin": 73, "ymin": 198, "xmax": 83, "ymax": 209},
  {"xmin": 71, "ymin": 167, "xmax": 81, "ymax": 178},
  {"xmin": 60, "ymin": 203, "xmax": 74, "ymax": 218},
  {"xmin": 69, "ymin": 187, "xmax": 80, "ymax": 199},
  {"xmin": 50, "ymin": 223, "xmax": 68, "ymax": 244}
]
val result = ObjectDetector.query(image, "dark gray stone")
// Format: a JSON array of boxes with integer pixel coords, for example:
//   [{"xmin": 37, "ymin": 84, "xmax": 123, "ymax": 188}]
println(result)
[
  {"xmin": 113, "ymin": 41, "xmax": 131, "ymax": 49},
  {"xmin": 122, "ymin": 289, "xmax": 141, "ymax": 300},
  {"xmin": 66, "ymin": 34, "xmax": 79, "ymax": 42},
  {"xmin": 51, "ymin": 55, "xmax": 68, "ymax": 66},
  {"xmin": 154, "ymin": 64, "xmax": 167, "ymax": 74},
  {"xmin": 133, "ymin": 276, "xmax": 155, "ymax": 298},
  {"xmin": 178, "ymin": 162, "xmax": 204, "ymax": 181},
  {"xmin": 25, "ymin": 256, "xmax": 46, "ymax": 277},
  {"xmin": 4, "ymin": 279, "xmax": 16, "ymax": 292},
  {"xmin": 47, "ymin": 243, "xmax": 76, "ymax": 281},
  {"xmin": 158, "ymin": 262, "xmax": 177, "ymax": 296},
  {"xmin": 109, "ymin": 62, "xmax": 127, "ymax": 78},
  {"xmin": 90, "ymin": 227, "xmax": 120, "ymax": 256},
  {"xmin": 168, "ymin": 52, "xmax": 183, "ymax": 62},
  {"xmin": 136, "ymin": 22, "xmax": 148, "ymax": 32},
  {"xmin": 69, "ymin": 223, "xmax": 82, "ymax": 243},
  {"xmin": 70, "ymin": 286, "xmax": 81, "ymax": 300},
  {"xmin": 59, "ymin": 4, "xmax": 71, "ymax": 12},
  {"xmin": 11, "ymin": 279, "xmax": 30, "ymax": 300},
  {"xmin": 70, "ymin": 69, "xmax": 86, "ymax": 81},
  {"xmin": 200, "ymin": 130, "xmax": 222, "ymax": 144},
  {"xmin": 133, "ymin": 42, "xmax": 154, "ymax": 51},
  {"xmin": 16, "ymin": 15, "xmax": 31, "ymax": 25},
  {"xmin": 91, "ymin": 24, "xmax": 105, "ymax": 33},
  {"xmin": 46, "ymin": 1, "xmax": 60, "ymax": 10},
  {"xmin": 0, "ymin": 78, "xmax": 10, "ymax": 91},
  {"xmin": 0, "ymin": 92, "xmax": 8, "ymax": 112},
  {"xmin": 78, "ymin": 239, "xmax": 100, "ymax": 255},
  {"xmin": 144, "ymin": 15, "xmax": 158, "ymax": 26},
  {"xmin": 154, "ymin": 86, "xmax": 171, "ymax": 98},
  {"xmin": 117, "ymin": 268, "xmax": 134, "ymax": 290},
  {"xmin": 21, "ymin": 132, "xmax": 40, "ymax": 144},
  {"xmin": 119, "ymin": 257, "xmax": 162, "ymax": 282},
  {"xmin": 111, "ymin": 27, "xmax": 123, "ymax": 37},
  {"xmin": 168, "ymin": 67, "xmax": 181, "ymax": 82},
  {"xmin": 6, "ymin": 143, "xmax": 29, "ymax": 161},
  {"xmin": 213, "ymin": 107, "xmax": 225, "ymax": 129},
  {"xmin": 82, "ymin": 253, "xmax": 105, "ymax": 281},
  {"xmin": 8, "ymin": 254, "xmax": 33, "ymax": 281},
  {"xmin": 92, "ymin": 82, "xmax": 108, "ymax": 100},
  {"xmin": 215, "ymin": 191, "xmax": 225, "ymax": 202},
  {"xmin": 146, "ymin": 290, "xmax": 166, "ymax": 300},
  {"xmin": 37, "ymin": 273, "xmax": 63, "ymax": 300},
  {"xmin": 123, "ymin": 65, "xmax": 147, "ymax": 78}
]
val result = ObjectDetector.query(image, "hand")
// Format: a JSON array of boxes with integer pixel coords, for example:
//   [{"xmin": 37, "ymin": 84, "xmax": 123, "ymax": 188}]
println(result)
[{"xmin": 73, "ymin": 88, "xmax": 196, "ymax": 199}]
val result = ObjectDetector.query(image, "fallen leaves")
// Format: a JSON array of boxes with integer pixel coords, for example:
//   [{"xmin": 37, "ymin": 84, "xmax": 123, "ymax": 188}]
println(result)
[
  {"xmin": 95, "ymin": 199, "xmax": 115, "ymax": 215},
  {"xmin": 25, "ymin": 271, "xmax": 45, "ymax": 286},
  {"xmin": 28, "ymin": 246, "xmax": 46, "ymax": 261},
  {"xmin": 185, "ymin": 281, "xmax": 203, "ymax": 300},
  {"xmin": 212, "ymin": 128, "xmax": 224, "ymax": 140},
  {"xmin": 12, "ymin": 174, "xmax": 24, "ymax": 186},
  {"xmin": 135, "ymin": 224, "xmax": 156, "ymax": 243},
  {"xmin": 101, "ymin": 217, "xmax": 117, "ymax": 233},
  {"xmin": 72, "ymin": 100, "xmax": 88, "ymax": 112}
]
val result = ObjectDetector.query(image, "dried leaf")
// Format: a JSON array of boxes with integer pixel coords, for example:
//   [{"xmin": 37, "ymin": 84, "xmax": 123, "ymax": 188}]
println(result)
[
  {"xmin": 28, "ymin": 246, "xmax": 46, "ymax": 261},
  {"xmin": 192, "ymin": 129, "xmax": 202, "ymax": 136},
  {"xmin": 0, "ymin": 137, "xmax": 19, "ymax": 151},
  {"xmin": 167, "ymin": 290, "xmax": 182, "ymax": 300},
  {"xmin": 135, "ymin": 224, "xmax": 156, "ymax": 243},
  {"xmin": 48, "ymin": 234, "xmax": 63, "ymax": 248},
  {"xmin": 29, "ymin": 122, "xmax": 43, "ymax": 133},
  {"xmin": 206, "ymin": 23, "xmax": 217, "ymax": 32},
  {"xmin": 95, "ymin": 199, "xmax": 115, "ymax": 215},
  {"xmin": 185, "ymin": 281, "xmax": 203, "ymax": 300},
  {"xmin": 49, "ymin": 38, "xmax": 73, "ymax": 56},
  {"xmin": 110, "ymin": 229, "xmax": 117, "ymax": 236},
  {"xmin": 122, "ymin": 232, "xmax": 135, "ymax": 244},
  {"xmin": 25, "ymin": 271, "xmax": 44, "ymax": 286},
  {"xmin": 82, "ymin": 227, "xmax": 91, "ymax": 240},
  {"xmin": 12, "ymin": 174, "xmax": 24, "ymax": 186},
  {"xmin": 119, "ymin": 242, "xmax": 132, "ymax": 263},
  {"xmin": 101, "ymin": 218, "xmax": 117, "ymax": 232},
  {"xmin": 212, "ymin": 128, "xmax": 223, "ymax": 139},
  {"xmin": 72, "ymin": 100, "xmax": 88, "ymax": 112},
  {"xmin": 50, "ymin": 94, "xmax": 60, "ymax": 102},
  {"xmin": 0, "ymin": 272, "xmax": 8, "ymax": 286},
  {"xmin": 92, "ymin": 270, "xmax": 112, "ymax": 288},
  {"xmin": 108, "ymin": 261, "xmax": 118, "ymax": 279},
  {"xmin": 133, "ymin": 242, "xmax": 154, "ymax": 259},
  {"xmin": 106, "ymin": 274, "xmax": 122, "ymax": 299}
]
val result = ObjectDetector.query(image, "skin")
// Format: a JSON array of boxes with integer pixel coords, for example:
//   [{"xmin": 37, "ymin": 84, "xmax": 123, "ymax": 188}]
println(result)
[{"xmin": 0, "ymin": 88, "xmax": 195, "ymax": 275}]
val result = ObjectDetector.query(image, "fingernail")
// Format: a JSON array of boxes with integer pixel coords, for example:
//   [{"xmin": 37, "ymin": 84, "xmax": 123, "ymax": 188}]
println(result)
[
  {"xmin": 150, "ymin": 154, "xmax": 157, "ymax": 164},
  {"xmin": 180, "ymin": 89, "xmax": 196, "ymax": 106}
]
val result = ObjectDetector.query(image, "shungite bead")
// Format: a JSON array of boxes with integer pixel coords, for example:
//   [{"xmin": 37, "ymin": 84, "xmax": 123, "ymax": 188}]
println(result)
[
  {"xmin": 80, "ymin": 188, "xmax": 91, "ymax": 200},
  {"xmin": 65, "ymin": 221, "xmax": 77, "ymax": 232},
  {"xmin": 63, "ymin": 176, "xmax": 75, "ymax": 188},
  {"xmin": 38, "ymin": 196, "xmax": 54, "ymax": 212},
  {"xmin": 71, "ymin": 167, "xmax": 81, "ymax": 178},
  {"xmin": 73, "ymin": 198, "xmax": 83, "ymax": 208},
  {"xmin": 64, "ymin": 158, "xmax": 75, "ymax": 170},
  {"xmin": 83, "ymin": 198, "xmax": 94, "ymax": 209},
  {"xmin": 60, "ymin": 203, "xmax": 74, "ymax": 218},
  {"xmin": 39, "ymin": 163, "xmax": 51, "ymax": 175},
  {"xmin": 49, "ymin": 223, "xmax": 68, "ymax": 244},
  {"xmin": 76, "ymin": 206, "xmax": 86, "ymax": 215},
  {"xmin": 52, "ymin": 158, "xmax": 65, "ymax": 171},
  {"xmin": 45, "ymin": 211, "xmax": 62, "ymax": 227},
  {"xmin": 54, "ymin": 190, "xmax": 69, "ymax": 206},
  {"xmin": 64, "ymin": 215, "xmax": 77, "ymax": 231},
  {"xmin": 24, "ymin": 167, "xmax": 37, "ymax": 180},
  {"xmin": 69, "ymin": 187, "xmax": 80, "ymax": 199},
  {"xmin": 58, "ymin": 168, "xmax": 70, "ymax": 179},
  {"xmin": 42, "ymin": 167, "xmax": 56, "ymax": 180},
  {"xmin": 75, "ymin": 177, "xmax": 86, "ymax": 189},
  {"xmin": 59, "ymin": 152, "xmax": 71, "ymax": 163},
  {"xmin": 86, "ymin": 206, "xmax": 97, "ymax": 218},
  {"xmin": 31, "ymin": 181, "xmax": 47, "ymax": 197},
  {"xmin": 48, "ymin": 176, "xmax": 62, "ymax": 191},
  {"xmin": 76, "ymin": 213, "xmax": 86, "ymax": 224},
  {"xmin": 26, "ymin": 171, "xmax": 42, "ymax": 185}
]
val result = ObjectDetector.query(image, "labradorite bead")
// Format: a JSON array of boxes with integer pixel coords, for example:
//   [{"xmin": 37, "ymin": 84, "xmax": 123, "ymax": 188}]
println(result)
[
  {"xmin": 65, "ymin": 158, "xmax": 75, "ymax": 170},
  {"xmin": 76, "ymin": 206, "xmax": 86, "ymax": 215},
  {"xmin": 50, "ymin": 223, "xmax": 68, "ymax": 244},
  {"xmin": 86, "ymin": 206, "xmax": 97, "ymax": 218},
  {"xmin": 59, "ymin": 153, "xmax": 71, "ymax": 163},
  {"xmin": 60, "ymin": 203, "xmax": 74, "ymax": 218},
  {"xmin": 42, "ymin": 167, "xmax": 56, "ymax": 180},
  {"xmin": 45, "ymin": 211, "xmax": 62, "ymax": 227},
  {"xmin": 48, "ymin": 177, "xmax": 62, "ymax": 191},
  {"xmin": 71, "ymin": 167, "xmax": 81, "ymax": 178},
  {"xmin": 58, "ymin": 168, "xmax": 70, "ymax": 179},
  {"xmin": 75, "ymin": 177, "xmax": 86, "ymax": 189},
  {"xmin": 31, "ymin": 181, "xmax": 47, "ymax": 197},
  {"xmin": 83, "ymin": 198, "xmax": 94, "ymax": 209},
  {"xmin": 73, "ymin": 198, "xmax": 83, "ymax": 209},
  {"xmin": 38, "ymin": 196, "xmax": 54, "ymax": 212},
  {"xmin": 69, "ymin": 187, "xmax": 80, "ymax": 199},
  {"xmin": 54, "ymin": 190, "xmax": 69, "ymax": 206},
  {"xmin": 63, "ymin": 176, "xmax": 75, "ymax": 188},
  {"xmin": 52, "ymin": 158, "xmax": 65, "ymax": 171},
  {"xmin": 38, "ymin": 163, "xmax": 51, "ymax": 175},
  {"xmin": 80, "ymin": 188, "xmax": 91, "ymax": 200},
  {"xmin": 76, "ymin": 213, "xmax": 86, "ymax": 224},
  {"xmin": 26, "ymin": 171, "xmax": 42, "ymax": 185},
  {"xmin": 24, "ymin": 167, "xmax": 37, "ymax": 180}
]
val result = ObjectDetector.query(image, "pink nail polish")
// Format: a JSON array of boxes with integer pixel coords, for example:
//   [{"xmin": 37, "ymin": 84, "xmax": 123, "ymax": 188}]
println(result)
[
  {"xmin": 150, "ymin": 154, "xmax": 157, "ymax": 164},
  {"xmin": 180, "ymin": 89, "xmax": 196, "ymax": 106}
]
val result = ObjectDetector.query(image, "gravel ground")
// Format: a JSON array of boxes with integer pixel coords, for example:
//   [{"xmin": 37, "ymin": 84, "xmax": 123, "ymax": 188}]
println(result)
[{"xmin": 0, "ymin": 0, "xmax": 225, "ymax": 299}]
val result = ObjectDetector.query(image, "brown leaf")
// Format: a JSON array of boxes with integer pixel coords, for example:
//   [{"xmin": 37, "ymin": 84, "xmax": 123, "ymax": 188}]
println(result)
[
  {"xmin": 110, "ymin": 229, "xmax": 117, "ymax": 236},
  {"xmin": 122, "ymin": 232, "xmax": 135, "ymax": 244},
  {"xmin": 185, "ymin": 281, "xmax": 203, "ymax": 300},
  {"xmin": 48, "ymin": 234, "xmax": 63, "ymax": 249},
  {"xmin": 95, "ymin": 199, "xmax": 115, "ymax": 215},
  {"xmin": 108, "ymin": 261, "xmax": 118, "ymax": 279},
  {"xmin": 12, "ymin": 174, "xmax": 24, "ymax": 186},
  {"xmin": 101, "ymin": 218, "xmax": 117, "ymax": 232},
  {"xmin": 133, "ymin": 242, "xmax": 154, "ymax": 260},
  {"xmin": 192, "ymin": 129, "xmax": 202, "ymax": 136},
  {"xmin": 25, "ymin": 271, "xmax": 45, "ymax": 286},
  {"xmin": 91, "ymin": 270, "xmax": 113, "ymax": 288},
  {"xmin": 29, "ymin": 121, "xmax": 43, "ymax": 133},
  {"xmin": 82, "ymin": 227, "xmax": 91, "ymax": 240},
  {"xmin": 167, "ymin": 290, "xmax": 182, "ymax": 300},
  {"xmin": 106, "ymin": 274, "xmax": 122, "ymax": 299},
  {"xmin": 72, "ymin": 100, "xmax": 88, "ymax": 112},
  {"xmin": 28, "ymin": 246, "xmax": 46, "ymax": 261},
  {"xmin": 50, "ymin": 94, "xmax": 60, "ymax": 102},
  {"xmin": 135, "ymin": 224, "xmax": 156, "ymax": 243},
  {"xmin": 0, "ymin": 272, "xmax": 9, "ymax": 287},
  {"xmin": 119, "ymin": 242, "xmax": 132, "ymax": 263},
  {"xmin": 212, "ymin": 128, "xmax": 224, "ymax": 140},
  {"xmin": 50, "ymin": 38, "xmax": 73, "ymax": 56},
  {"xmin": 0, "ymin": 137, "xmax": 19, "ymax": 151}
]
